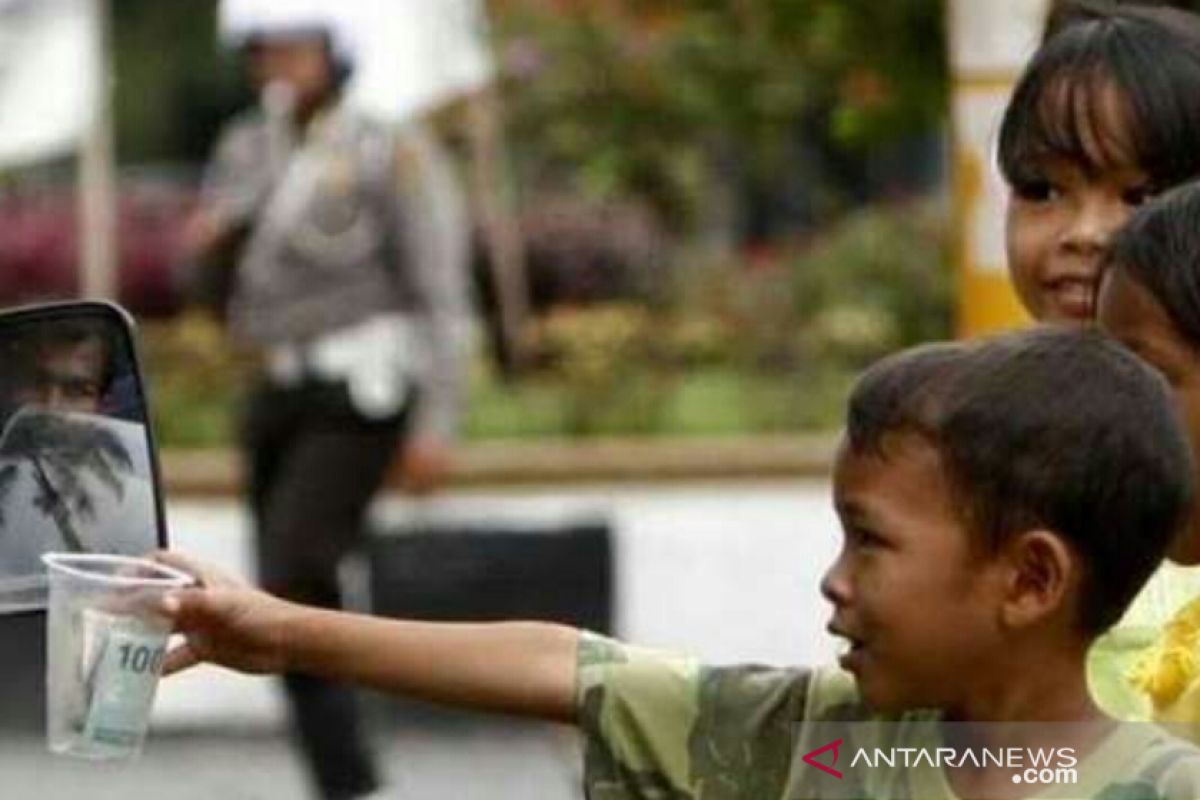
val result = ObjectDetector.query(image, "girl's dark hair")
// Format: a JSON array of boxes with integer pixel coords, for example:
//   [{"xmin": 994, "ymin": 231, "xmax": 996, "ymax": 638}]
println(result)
[
  {"xmin": 1107, "ymin": 180, "xmax": 1200, "ymax": 347},
  {"xmin": 998, "ymin": 1, "xmax": 1200, "ymax": 191}
]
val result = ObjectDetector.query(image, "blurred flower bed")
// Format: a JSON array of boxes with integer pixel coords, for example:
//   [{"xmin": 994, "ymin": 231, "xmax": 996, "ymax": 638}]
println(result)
[
  {"xmin": 0, "ymin": 171, "xmax": 195, "ymax": 318},
  {"xmin": 142, "ymin": 199, "xmax": 950, "ymax": 446}
]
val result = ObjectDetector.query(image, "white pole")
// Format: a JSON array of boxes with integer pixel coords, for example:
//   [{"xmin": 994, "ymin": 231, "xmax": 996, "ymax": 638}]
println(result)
[
  {"xmin": 947, "ymin": 0, "xmax": 1049, "ymax": 336},
  {"xmin": 78, "ymin": 0, "xmax": 117, "ymax": 300}
]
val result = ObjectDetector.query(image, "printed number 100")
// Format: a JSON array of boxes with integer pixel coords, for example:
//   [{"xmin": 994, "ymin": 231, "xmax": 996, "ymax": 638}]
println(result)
[{"xmin": 118, "ymin": 643, "xmax": 165, "ymax": 675}]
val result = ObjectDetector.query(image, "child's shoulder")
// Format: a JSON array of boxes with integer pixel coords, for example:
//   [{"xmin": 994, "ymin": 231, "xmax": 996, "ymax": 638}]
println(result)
[
  {"xmin": 1089, "ymin": 565, "xmax": 1200, "ymax": 722},
  {"xmin": 1086, "ymin": 725, "xmax": 1200, "ymax": 800}
]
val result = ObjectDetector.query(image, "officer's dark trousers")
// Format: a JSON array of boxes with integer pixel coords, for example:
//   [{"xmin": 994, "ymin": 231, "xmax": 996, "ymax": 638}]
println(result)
[{"xmin": 243, "ymin": 377, "xmax": 407, "ymax": 800}]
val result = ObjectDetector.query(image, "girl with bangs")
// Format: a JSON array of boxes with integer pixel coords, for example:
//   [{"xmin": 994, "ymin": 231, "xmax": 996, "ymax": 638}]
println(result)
[{"xmin": 1000, "ymin": 1, "xmax": 1200, "ymax": 323}]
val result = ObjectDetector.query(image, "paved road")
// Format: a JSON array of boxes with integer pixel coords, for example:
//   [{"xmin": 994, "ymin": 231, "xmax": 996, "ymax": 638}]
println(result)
[{"xmin": 2, "ymin": 481, "xmax": 842, "ymax": 799}]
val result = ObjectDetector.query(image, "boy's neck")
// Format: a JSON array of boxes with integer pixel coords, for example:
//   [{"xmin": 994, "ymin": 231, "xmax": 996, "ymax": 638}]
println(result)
[
  {"xmin": 944, "ymin": 638, "xmax": 1101, "ymax": 723},
  {"xmin": 939, "ymin": 641, "xmax": 1112, "ymax": 800}
]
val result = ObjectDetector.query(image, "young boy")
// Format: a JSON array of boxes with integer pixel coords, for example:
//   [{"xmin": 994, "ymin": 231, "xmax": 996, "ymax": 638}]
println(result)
[{"xmin": 156, "ymin": 328, "xmax": 1200, "ymax": 799}]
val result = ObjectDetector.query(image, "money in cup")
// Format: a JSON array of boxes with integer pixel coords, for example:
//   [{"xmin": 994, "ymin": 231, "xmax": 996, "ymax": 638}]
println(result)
[{"xmin": 41, "ymin": 553, "xmax": 192, "ymax": 759}]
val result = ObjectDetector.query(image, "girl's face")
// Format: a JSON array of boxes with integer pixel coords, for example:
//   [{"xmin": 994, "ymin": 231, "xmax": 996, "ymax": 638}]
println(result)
[
  {"xmin": 1098, "ymin": 268, "xmax": 1200, "ymax": 565},
  {"xmin": 1006, "ymin": 156, "xmax": 1152, "ymax": 323}
]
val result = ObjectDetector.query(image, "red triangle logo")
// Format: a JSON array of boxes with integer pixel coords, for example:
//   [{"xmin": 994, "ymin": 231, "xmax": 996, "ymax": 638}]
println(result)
[{"xmin": 802, "ymin": 738, "xmax": 844, "ymax": 779}]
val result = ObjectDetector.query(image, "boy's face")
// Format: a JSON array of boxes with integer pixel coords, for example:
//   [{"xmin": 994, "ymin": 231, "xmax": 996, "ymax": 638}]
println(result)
[
  {"xmin": 1005, "ymin": 155, "xmax": 1151, "ymax": 324},
  {"xmin": 822, "ymin": 435, "xmax": 1007, "ymax": 712},
  {"xmin": 1098, "ymin": 269, "xmax": 1200, "ymax": 564}
]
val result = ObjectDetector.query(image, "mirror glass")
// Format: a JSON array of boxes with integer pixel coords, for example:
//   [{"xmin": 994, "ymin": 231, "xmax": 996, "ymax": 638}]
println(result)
[{"xmin": 0, "ymin": 304, "xmax": 164, "ymax": 613}]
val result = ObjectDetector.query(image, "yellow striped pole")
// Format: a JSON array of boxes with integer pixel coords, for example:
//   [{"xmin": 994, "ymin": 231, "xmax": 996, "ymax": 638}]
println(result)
[{"xmin": 947, "ymin": 0, "xmax": 1049, "ymax": 337}]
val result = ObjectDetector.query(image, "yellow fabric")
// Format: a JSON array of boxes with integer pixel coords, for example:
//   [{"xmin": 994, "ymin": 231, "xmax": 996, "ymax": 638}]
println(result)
[{"xmin": 1088, "ymin": 564, "xmax": 1200, "ymax": 726}]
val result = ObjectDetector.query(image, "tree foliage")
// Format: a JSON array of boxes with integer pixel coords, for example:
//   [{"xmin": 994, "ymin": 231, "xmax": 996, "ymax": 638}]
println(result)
[{"xmin": 496, "ymin": 0, "xmax": 946, "ymax": 228}]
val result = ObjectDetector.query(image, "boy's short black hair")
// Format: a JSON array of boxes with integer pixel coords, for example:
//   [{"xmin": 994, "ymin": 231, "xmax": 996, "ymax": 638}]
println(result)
[
  {"xmin": 999, "ymin": 1, "xmax": 1200, "ymax": 192},
  {"xmin": 1107, "ymin": 180, "xmax": 1200, "ymax": 348},
  {"xmin": 845, "ymin": 327, "xmax": 1194, "ymax": 635}
]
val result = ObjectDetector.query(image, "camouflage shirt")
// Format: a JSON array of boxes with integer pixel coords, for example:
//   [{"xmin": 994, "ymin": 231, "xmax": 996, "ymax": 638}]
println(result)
[{"xmin": 576, "ymin": 633, "xmax": 1200, "ymax": 800}]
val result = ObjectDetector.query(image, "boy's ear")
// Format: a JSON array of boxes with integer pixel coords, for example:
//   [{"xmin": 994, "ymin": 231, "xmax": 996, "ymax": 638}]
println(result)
[{"xmin": 998, "ymin": 530, "xmax": 1076, "ymax": 629}]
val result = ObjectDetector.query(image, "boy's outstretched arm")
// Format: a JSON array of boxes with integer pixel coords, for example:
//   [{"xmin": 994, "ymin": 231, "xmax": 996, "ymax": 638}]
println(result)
[{"xmin": 152, "ymin": 551, "xmax": 581, "ymax": 724}]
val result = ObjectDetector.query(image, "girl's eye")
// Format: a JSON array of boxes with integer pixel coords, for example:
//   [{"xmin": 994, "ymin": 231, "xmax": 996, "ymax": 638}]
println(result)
[{"xmin": 1012, "ymin": 178, "xmax": 1056, "ymax": 202}]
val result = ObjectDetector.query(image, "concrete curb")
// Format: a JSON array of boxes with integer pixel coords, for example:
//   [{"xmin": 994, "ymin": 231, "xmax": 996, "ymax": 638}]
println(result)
[{"xmin": 160, "ymin": 434, "xmax": 840, "ymax": 497}]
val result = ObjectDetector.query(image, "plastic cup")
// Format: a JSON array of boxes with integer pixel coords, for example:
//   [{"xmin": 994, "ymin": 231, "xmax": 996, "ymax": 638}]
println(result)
[{"xmin": 41, "ymin": 553, "xmax": 192, "ymax": 760}]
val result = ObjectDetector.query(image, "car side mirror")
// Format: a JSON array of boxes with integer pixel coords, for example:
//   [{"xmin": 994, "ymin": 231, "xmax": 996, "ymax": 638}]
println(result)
[{"xmin": 0, "ymin": 301, "xmax": 166, "ymax": 614}]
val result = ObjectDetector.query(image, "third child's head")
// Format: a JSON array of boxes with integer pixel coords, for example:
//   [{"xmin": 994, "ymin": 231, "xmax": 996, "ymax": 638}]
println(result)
[
  {"xmin": 1099, "ymin": 180, "xmax": 1200, "ymax": 564},
  {"xmin": 821, "ymin": 328, "xmax": 1192, "ymax": 714},
  {"xmin": 999, "ymin": 2, "xmax": 1200, "ymax": 323}
]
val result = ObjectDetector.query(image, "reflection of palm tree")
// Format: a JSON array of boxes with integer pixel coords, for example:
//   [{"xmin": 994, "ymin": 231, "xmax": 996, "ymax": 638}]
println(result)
[
  {"xmin": 0, "ymin": 411, "xmax": 134, "ymax": 552},
  {"xmin": 0, "ymin": 463, "xmax": 17, "ymax": 529}
]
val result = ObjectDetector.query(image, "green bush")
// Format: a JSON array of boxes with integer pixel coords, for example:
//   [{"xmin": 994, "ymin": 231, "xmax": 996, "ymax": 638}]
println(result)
[
  {"xmin": 532, "ymin": 305, "xmax": 675, "ymax": 436},
  {"xmin": 140, "ymin": 314, "xmax": 252, "ymax": 448},
  {"xmin": 790, "ymin": 199, "xmax": 953, "ymax": 363},
  {"xmin": 497, "ymin": 1, "xmax": 946, "ymax": 231}
]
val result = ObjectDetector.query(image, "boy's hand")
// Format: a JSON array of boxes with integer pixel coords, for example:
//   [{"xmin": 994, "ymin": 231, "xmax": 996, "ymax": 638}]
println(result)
[{"xmin": 151, "ymin": 551, "xmax": 296, "ymax": 677}]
